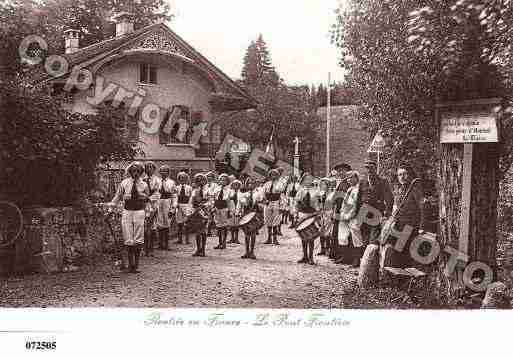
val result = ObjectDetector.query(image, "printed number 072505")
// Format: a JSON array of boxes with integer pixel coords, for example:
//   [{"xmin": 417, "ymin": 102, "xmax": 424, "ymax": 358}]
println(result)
[{"xmin": 25, "ymin": 341, "xmax": 56, "ymax": 350}]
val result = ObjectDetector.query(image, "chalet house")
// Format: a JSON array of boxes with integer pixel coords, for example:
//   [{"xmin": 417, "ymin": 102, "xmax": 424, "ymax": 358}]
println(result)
[{"xmin": 36, "ymin": 12, "xmax": 257, "ymax": 178}]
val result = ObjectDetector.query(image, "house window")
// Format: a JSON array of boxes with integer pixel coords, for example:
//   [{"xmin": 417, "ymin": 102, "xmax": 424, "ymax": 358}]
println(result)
[{"xmin": 140, "ymin": 63, "xmax": 157, "ymax": 84}]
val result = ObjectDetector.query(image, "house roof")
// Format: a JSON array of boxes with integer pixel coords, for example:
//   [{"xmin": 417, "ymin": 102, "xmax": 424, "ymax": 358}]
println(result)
[{"xmin": 33, "ymin": 23, "xmax": 257, "ymax": 111}]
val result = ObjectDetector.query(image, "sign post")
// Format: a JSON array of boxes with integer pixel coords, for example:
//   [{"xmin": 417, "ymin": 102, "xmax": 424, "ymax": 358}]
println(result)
[
  {"xmin": 437, "ymin": 98, "xmax": 501, "ymax": 290},
  {"xmin": 293, "ymin": 136, "xmax": 300, "ymax": 178},
  {"xmin": 367, "ymin": 132, "xmax": 385, "ymax": 173}
]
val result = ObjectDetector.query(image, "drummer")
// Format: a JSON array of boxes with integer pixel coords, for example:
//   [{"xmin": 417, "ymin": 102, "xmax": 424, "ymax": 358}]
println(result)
[
  {"xmin": 213, "ymin": 173, "xmax": 233, "ymax": 250},
  {"xmin": 173, "ymin": 171, "xmax": 193, "ymax": 245},
  {"xmin": 142, "ymin": 161, "xmax": 162, "ymax": 257},
  {"xmin": 240, "ymin": 177, "xmax": 263, "ymax": 259},
  {"xmin": 262, "ymin": 168, "xmax": 285, "ymax": 245},
  {"xmin": 191, "ymin": 173, "xmax": 210, "ymax": 257},
  {"xmin": 228, "ymin": 179, "xmax": 243, "ymax": 245},
  {"xmin": 295, "ymin": 172, "xmax": 319, "ymax": 265},
  {"xmin": 156, "ymin": 165, "xmax": 175, "ymax": 251}
]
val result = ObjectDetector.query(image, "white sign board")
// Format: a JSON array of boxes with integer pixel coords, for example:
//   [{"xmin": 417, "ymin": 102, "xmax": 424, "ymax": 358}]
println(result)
[
  {"xmin": 368, "ymin": 133, "xmax": 385, "ymax": 153},
  {"xmin": 440, "ymin": 112, "xmax": 498, "ymax": 143}
]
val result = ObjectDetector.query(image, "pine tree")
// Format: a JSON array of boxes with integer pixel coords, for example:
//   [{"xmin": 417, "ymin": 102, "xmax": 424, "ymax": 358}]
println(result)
[
  {"xmin": 240, "ymin": 34, "xmax": 280, "ymax": 86},
  {"xmin": 241, "ymin": 40, "xmax": 258, "ymax": 86}
]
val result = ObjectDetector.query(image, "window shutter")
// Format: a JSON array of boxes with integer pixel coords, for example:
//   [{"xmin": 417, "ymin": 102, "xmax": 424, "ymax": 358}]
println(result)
[
  {"xmin": 149, "ymin": 65, "xmax": 157, "ymax": 84},
  {"xmin": 140, "ymin": 64, "xmax": 148, "ymax": 83}
]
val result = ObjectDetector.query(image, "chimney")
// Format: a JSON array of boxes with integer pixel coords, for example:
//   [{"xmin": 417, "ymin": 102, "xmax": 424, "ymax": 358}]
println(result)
[
  {"xmin": 113, "ymin": 12, "xmax": 135, "ymax": 37},
  {"xmin": 63, "ymin": 29, "xmax": 80, "ymax": 54}
]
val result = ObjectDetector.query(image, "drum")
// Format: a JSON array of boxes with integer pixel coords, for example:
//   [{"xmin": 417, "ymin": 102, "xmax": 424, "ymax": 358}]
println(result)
[
  {"xmin": 238, "ymin": 211, "xmax": 264, "ymax": 233},
  {"xmin": 185, "ymin": 208, "xmax": 209, "ymax": 234},
  {"xmin": 295, "ymin": 215, "xmax": 320, "ymax": 242}
]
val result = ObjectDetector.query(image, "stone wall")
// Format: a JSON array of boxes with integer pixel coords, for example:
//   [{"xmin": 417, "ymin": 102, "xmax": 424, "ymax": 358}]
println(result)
[
  {"xmin": 0, "ymin": 204, "xmax": 121, "ymax": 275},
  {"xmin": 313, "ymin": 105, "xmax": 371, "ymax": 176}
]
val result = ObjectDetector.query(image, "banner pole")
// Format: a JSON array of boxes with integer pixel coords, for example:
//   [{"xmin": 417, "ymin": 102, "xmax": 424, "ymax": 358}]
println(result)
[{"xmin": 326, "ymin": 72, "xmax": 331, "ymax": 177}]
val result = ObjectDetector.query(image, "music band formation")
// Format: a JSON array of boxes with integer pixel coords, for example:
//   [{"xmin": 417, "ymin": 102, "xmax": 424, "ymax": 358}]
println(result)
[{"xmin": 109, "ymin": 160, "xmax": 426, "ymax": 274}]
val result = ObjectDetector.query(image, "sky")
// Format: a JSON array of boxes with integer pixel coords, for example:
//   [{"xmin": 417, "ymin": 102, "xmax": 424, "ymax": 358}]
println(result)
[{"xmin": 169, "ymin": 0, "xmax": 346, "ymax": 86}]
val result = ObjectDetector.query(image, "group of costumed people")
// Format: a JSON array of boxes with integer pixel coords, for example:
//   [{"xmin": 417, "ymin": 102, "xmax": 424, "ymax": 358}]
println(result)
[{"xmin": 108, "ymin": 159, "xmax": 426, "ymax": 274}]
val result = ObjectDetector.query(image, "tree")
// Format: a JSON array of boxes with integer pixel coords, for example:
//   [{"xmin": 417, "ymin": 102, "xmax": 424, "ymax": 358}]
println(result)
[
  {"xmin": 332, "ymin": 0, "xmax": 513, "ymax": 305},
  {"xmin": 0, "ymin": 0, "xmax": 173, "ymax": 81},
  {"xmin": 240, "ymin": 34, "xmax": 281, "ymax": 87},
  {"xmin": 1, "ymin": 1, "xmax": 160, "ymax": 206},
  {"xmin": 0, "ymin": 82, "xmax": 138, "ymax": 206},
  {"xmin": 220, "ymin": 36, "xmax": 320, "ymax": 173}
]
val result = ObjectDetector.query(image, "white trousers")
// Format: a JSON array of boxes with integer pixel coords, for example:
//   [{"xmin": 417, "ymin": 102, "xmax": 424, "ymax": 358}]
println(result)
[{"xmin": 121, "ymin": 209, "xmax": 145, "ymax": 246}]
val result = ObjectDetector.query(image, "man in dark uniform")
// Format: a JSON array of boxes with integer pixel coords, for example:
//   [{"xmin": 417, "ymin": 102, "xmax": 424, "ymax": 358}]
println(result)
[{"xmin": 360, "ymin": 159, "xmax": 393, "ymax": 246}]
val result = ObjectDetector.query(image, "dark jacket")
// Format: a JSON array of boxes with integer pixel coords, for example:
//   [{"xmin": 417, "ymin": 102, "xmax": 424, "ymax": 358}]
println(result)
[
  {"xmin": 360, "ymin": 175, "xmax": 393, "ymax": 217},
  {"xmin": 394, "ymin": 180, "xmax": 425, "ymax": 230}
]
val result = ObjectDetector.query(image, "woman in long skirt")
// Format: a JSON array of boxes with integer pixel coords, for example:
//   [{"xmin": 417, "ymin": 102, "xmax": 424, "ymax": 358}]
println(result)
[
  {"xmin": 109, "ymin": 162, "xmax": 149, "ymax": 273},
  {"xmin": 336, "ymin": 171, "xmax": 364, "ymax": 267},
  {"xmin": 317, "ymin": 177, "xmax": 334, "ymax": 256}
]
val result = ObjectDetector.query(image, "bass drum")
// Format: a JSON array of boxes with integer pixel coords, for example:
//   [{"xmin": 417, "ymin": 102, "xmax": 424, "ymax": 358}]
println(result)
[
  {"xmin": 295, "ymin": 215, "xmax": 320, "ymax": 242},
  {"xmin": 185, "ymin": 208, "xmax": 209, "ymax": 234},
  {"xmin": 238, "ymin": 211, "xmax": 264, "ymax": 234}
]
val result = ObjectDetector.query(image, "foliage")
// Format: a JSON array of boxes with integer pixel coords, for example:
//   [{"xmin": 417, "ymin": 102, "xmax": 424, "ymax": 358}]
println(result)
[
  {"xmin": 0, "ymin": 82, "xmax": 138, "ymax": 206},
  {"xmin": 220, "ymin": 35, "xmax": 320, "ymax": 172},
  {"xmin": 0, "ymin": 0, "xmax": 169, "ymax": 206},
  {"xmin": 331, "ymin": 0, "xmax": 513, "ymax": 180},
  {"xmin": 0, "ymin": 0, "xmax": 172, "ymax": 80},
  {"xmin": 241, "ymin": 34, "xmax": 281, "ymax": 87}
]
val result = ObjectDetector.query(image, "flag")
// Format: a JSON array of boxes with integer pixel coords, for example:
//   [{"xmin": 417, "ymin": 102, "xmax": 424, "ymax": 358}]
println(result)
[{"xmin": 265, "ymin": 125, "xmax": 276, "ymax": 159}]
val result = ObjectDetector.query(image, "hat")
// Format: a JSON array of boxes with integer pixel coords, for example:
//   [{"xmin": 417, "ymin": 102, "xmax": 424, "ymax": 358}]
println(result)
[
  {"xmin": 364, "ymin": 159, "xmax": 377, "ymax": 167},
  {"xmin": 333, "ymin": 162, "xmax": 352, "ymax": 172}
]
